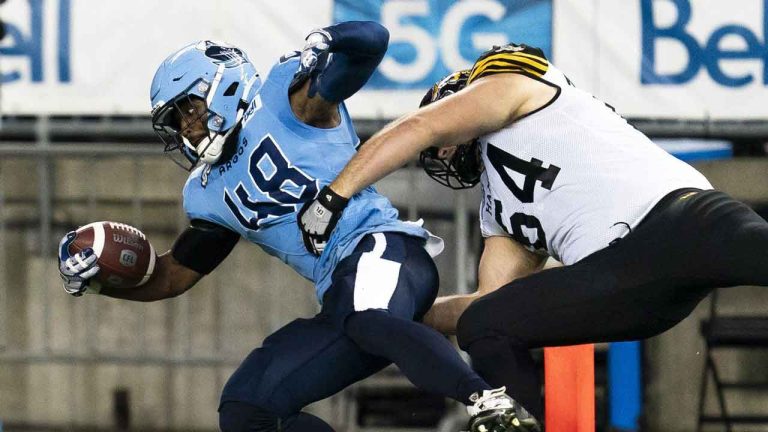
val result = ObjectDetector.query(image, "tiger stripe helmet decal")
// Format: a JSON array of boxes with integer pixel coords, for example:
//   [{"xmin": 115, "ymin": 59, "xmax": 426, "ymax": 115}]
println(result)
[
  {"xmin": 420, "ymin": 69, "xmax": 471, "ymax": 107},
  {"xmin": 468, "ymin": 44, "xmax": 549, "ymax": 84}
]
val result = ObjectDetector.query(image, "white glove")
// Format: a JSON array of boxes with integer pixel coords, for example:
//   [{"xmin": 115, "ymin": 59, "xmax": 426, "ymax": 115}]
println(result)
[
  {"xmin": 289, "ymin": 28, "xmax": 333, "ymax": 95},
  {"xmin": 58, "ymin": 231, "xmax": 101, "ymax": 296},
  {"xmin": 297, "ymin": 186, "xmax": 349, "ymax": 255},
  {"xmin": 299, "ymin": 29, "xmax": 332, "ymax": 72}
]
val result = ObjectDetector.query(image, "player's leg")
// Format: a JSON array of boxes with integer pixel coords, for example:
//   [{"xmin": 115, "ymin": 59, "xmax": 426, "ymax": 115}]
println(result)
[
  {"xmin": 456, "ymin": 261, "xmax": 664, "ymax": 421},
  {"xmin": 219, "ymin": 314, "xmax": 390, "ymax": 432},
  {"xmin": 456, "ymin": 189, "xmax": 727, "ymax": 419},
  {"xmin": 680, "ymin": 190, "xmax": 768, "ymax": 286},
  {"xmin": 325, "ymin": 232, "xmax": 538, "ymax": 431},
  {"xmin": 325, "ymin": 232, "xmax": 491, "ymax": 402},
  {"xmin": 219, "ymin": 401, "xmax": 336, "ymax": 432}
]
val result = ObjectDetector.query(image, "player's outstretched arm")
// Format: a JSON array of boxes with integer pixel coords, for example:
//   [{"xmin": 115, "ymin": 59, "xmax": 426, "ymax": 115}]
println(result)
[
  {"xmin": 101, "ymin": 219, "xmax": 240, "ymax": 301},
  {"xmin": 57, "ymin": 232, "xmax": 203, "ymax": 302},
  {"xmin": 98, "ymin": 252, "xmax": 203, "ymax": 302},
  {"xmin": 60, "ymin": 220, "xmax": 239, "ymax": 302},
  {"xmin": 298, "ymin": 74, "xmax": 545, "ymax": 254},
  {"xmin": 329, "ymin": 73, "xmax": 547, "ymax": 198},
  {"xmin": 422, "ymin": 236, "xmax": 546, "ymax": 335}
]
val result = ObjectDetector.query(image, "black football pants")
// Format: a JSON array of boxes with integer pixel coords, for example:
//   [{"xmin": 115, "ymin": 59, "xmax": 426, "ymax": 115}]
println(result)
[{"xmin": 456, "ymin": 188, "xmax": 768, "ymax": 421}]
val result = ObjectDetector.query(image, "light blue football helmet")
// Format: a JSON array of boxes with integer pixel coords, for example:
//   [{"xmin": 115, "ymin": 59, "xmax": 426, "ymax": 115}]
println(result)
[{"xmin": 150, "ymin": 40, "xmax": 261, "ymax": 170}]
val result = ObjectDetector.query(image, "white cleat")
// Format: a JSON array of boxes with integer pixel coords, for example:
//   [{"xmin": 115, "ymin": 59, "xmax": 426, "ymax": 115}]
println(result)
[{"xmin": 466, "ymin": 387, "xmax": 541, "ymax": 432}]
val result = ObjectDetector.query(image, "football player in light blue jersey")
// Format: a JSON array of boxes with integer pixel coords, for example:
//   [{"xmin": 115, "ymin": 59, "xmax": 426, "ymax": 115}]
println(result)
[
  {"xmin": 179, "ymin": 45, "xmax": 427, "ymax": 302},
  {"xmin": 56, "ymin": 22, "xmax": 531, "ymax": 432}
]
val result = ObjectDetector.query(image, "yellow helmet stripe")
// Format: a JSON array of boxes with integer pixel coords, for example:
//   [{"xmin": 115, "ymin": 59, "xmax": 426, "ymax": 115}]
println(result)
[
  {"xmin": 469, "ymin": 54, "xmax": 548, "ymax": 83},
  {"xmin": 474, "ymin": 52, "xmax": 548, "ymax": 73},
  {"xmin": 483, "ymin": 57, "xmax": 548, "ymax": 73},
  {"xmin": 470, "ymin": 66, "xmax": 540, "ymax": 83},
  {"xmin": 510, "ymin": 52, "xmax": 548, "ymax": 65}
]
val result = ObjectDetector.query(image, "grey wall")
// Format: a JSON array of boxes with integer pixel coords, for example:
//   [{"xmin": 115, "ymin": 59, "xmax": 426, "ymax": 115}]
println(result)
[
  {"xmin": 0, "ymin": 156, "xmax": 472, "ymax": 430},
  {"xmin": 645, "ymin": 159, "xmax": 768, "ymax": 432},
  {"xmin": 0, "ymin": 156, "xmax": 319, "ymax": 430},
  {"xmin": 0, "ymin": 156, "xmax": 767, "ymax": 431}
]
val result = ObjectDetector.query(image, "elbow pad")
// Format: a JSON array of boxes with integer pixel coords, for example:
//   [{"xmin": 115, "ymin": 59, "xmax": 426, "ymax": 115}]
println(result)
[
  {"xmin": 171, "ymin": 219, "xmax": 240, "ymax": 274},
  {"xmin": 317, "ymin": 22, "xmax": 389, "ymax": 102}
]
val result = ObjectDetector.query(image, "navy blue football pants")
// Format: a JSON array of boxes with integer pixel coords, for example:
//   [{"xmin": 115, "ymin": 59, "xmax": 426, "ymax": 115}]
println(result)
[{"xmin": 219, "ymin": 232, "xmax": 490, "ymax": 432}]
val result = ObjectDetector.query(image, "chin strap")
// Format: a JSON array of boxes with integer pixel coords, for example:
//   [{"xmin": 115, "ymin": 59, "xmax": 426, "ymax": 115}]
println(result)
[
  {"xmin": 194, "ymin": 70, "xmax": 262, "ymax": 186},
  {"xmin": 199, "ymin": 100, "xmax": 247, "ymax": 165},
  {"xmin": 199, "ymin": 72, "xmax": 260, "ymax": 166},
  {"xmin": 198, "ymin": 103, "xmax": 246, "ymax": 188}
]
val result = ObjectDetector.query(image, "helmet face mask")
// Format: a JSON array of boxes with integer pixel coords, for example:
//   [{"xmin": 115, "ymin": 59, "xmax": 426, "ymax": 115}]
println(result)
[
  {"xmin": 419, "ymin": 139, "xmax": 482, "ymax": 189},
  {"xmin": 150, "ymin": 40, "xmax": 261, "ymax": 171},
  {"xmin": 418, "ymin": 70, "xmax": 483, "ymax": 189},
  {"xmin": 152, "ymin": 86, "xmax": 218, "ymax": 171}
]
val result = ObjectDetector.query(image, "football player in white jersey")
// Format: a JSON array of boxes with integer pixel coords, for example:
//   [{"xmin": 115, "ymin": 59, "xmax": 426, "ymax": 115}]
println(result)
[{"xmin": 298, "ymin": 43, "xmax": 768, "ymax": 423}]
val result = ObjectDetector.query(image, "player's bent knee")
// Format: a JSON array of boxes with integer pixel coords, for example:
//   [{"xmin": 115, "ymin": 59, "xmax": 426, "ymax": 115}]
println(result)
[
  {"xmin": 456, "ymin": 297, "xmax": 497, "ymax": 349},
  {"xmin": 344, "ymin": 310, "xmax": 390, "ymax": 344},
  {"xmin": 456, "ymin": 291, "xmax": 531, "ymax": 351},
  {"xmin": 219, "ymin": 400, "xmax": 279, "ymax": 432}
]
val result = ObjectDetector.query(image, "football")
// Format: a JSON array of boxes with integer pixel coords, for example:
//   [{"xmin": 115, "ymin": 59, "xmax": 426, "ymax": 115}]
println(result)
[{"xmin": 68, "ymin": 221, "xmax": 157, "ymax": 289}]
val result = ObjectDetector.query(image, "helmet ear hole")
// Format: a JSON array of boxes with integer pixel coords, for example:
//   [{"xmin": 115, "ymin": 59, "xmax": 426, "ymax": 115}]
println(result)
[
  {"xmin": 223, "ymin": 82, "xmax": 239, "ymax": 96},
  {"xmin": 452, "ymin": 140, "xmax": 483, "ymax": 185}
]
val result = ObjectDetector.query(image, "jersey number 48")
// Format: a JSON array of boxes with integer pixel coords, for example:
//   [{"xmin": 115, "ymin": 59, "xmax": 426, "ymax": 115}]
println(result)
[{"xmin": 224, "ymin": 135, "xmax": 318, "ymax": 230}]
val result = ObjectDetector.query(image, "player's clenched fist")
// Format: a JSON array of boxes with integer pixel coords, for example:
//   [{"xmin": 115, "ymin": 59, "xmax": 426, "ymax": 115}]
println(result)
[
  {"xmin": 57, "ymin": 221, "xmax": 155, "ymax": 296},
  {"xmin": 297, "ymin": 186, "xmax": 349, "ymax": 255},
  {"xmin": 58, "ymin": 231, "xmax": 100, "ymax": 296},
  {"xmin": 289, "ymin": 28, "xmax": 333, "ymax": 96}
]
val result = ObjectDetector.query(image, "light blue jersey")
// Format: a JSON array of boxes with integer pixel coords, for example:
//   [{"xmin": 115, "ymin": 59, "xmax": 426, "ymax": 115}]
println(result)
[{"xmin": 183, "ymin": 56, "xmax": 428, "ymax": 302}]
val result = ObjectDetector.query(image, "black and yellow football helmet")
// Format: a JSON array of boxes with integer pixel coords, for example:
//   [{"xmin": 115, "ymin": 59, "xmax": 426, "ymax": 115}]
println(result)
[{"xmin": 418, "ymin": 70, "xmax": 483, "ymax": 190}]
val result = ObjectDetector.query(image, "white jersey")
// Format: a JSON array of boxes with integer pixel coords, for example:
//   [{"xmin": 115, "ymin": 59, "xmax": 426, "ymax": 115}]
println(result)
[{"xmin": 471, "ymin": 45, "xmax": 712, "ymax": 265}]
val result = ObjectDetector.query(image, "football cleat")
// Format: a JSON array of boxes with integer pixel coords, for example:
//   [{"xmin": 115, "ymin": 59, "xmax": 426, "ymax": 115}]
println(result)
[{"xmin": 466, "ymin": 387, "xmax": 541, "ymax": 432}]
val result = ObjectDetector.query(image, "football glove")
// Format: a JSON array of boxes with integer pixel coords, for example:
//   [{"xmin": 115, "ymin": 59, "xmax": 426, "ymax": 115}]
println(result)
[
  {"xmin": 289, "ymin": 28, "xmax": 333, "ymax": 96},
  {"xmin": 298, "ymin": 186, "xmax": 349, "ymax": 256},
  {"xmin": 58, "ymin": 231, "xmax": 101, "ymax": 296}
]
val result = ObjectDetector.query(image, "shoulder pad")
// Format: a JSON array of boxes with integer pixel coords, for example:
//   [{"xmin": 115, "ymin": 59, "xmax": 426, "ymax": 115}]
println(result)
[{"xmin": 467, "ymin": 44, "xmax": 549, "ymax": 84}]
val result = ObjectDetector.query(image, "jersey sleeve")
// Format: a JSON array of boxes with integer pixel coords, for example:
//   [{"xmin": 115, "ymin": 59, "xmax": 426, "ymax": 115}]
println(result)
[
  {"xmin": 272, "ymin": 54, "xmax": 301, "ymax": 78},
  {"xmin": 171, "ymin": 219, "xmax": 240, "ymax": 275},
  {"xmin": 467, "ymin": 44, "xmax": 549, "ymax": 85},
  {"xmin": 479, "ymin": 197, "xmax": 509, "ymax": 238},
  {"xmin": 339, "ymin": 102, "xmax": 361, "ymax": 149},
  {"xmin": 182, "ymin": 168, "xmax": 228, "ymax": 227}
]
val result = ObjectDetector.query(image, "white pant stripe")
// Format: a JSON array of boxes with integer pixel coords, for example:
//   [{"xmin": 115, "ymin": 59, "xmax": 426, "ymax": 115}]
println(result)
[{"xmin": 353, "ymin": 234, "xmax": 402, "ymax": 312}]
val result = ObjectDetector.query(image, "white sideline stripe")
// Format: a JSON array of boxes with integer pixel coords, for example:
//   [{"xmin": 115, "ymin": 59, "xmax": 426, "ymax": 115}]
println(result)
[{"xmin": 139, "ymin": 242, "xmax": 157, "ymax": 286}]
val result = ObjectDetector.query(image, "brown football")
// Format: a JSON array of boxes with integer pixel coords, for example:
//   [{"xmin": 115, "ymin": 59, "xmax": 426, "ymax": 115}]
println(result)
[{"xmin": 68, "ymin": 221, "xmax": 156, "ymax": 289}]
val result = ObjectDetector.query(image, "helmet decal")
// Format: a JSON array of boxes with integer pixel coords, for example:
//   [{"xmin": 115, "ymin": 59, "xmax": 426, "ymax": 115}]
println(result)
[
  {"xmin": 198, "ymin": 41, "xmax": 247, "ymax": 68},
  {"xmin": 420, "ymin": 69, "xmax": 471, "ymax": 107}
]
